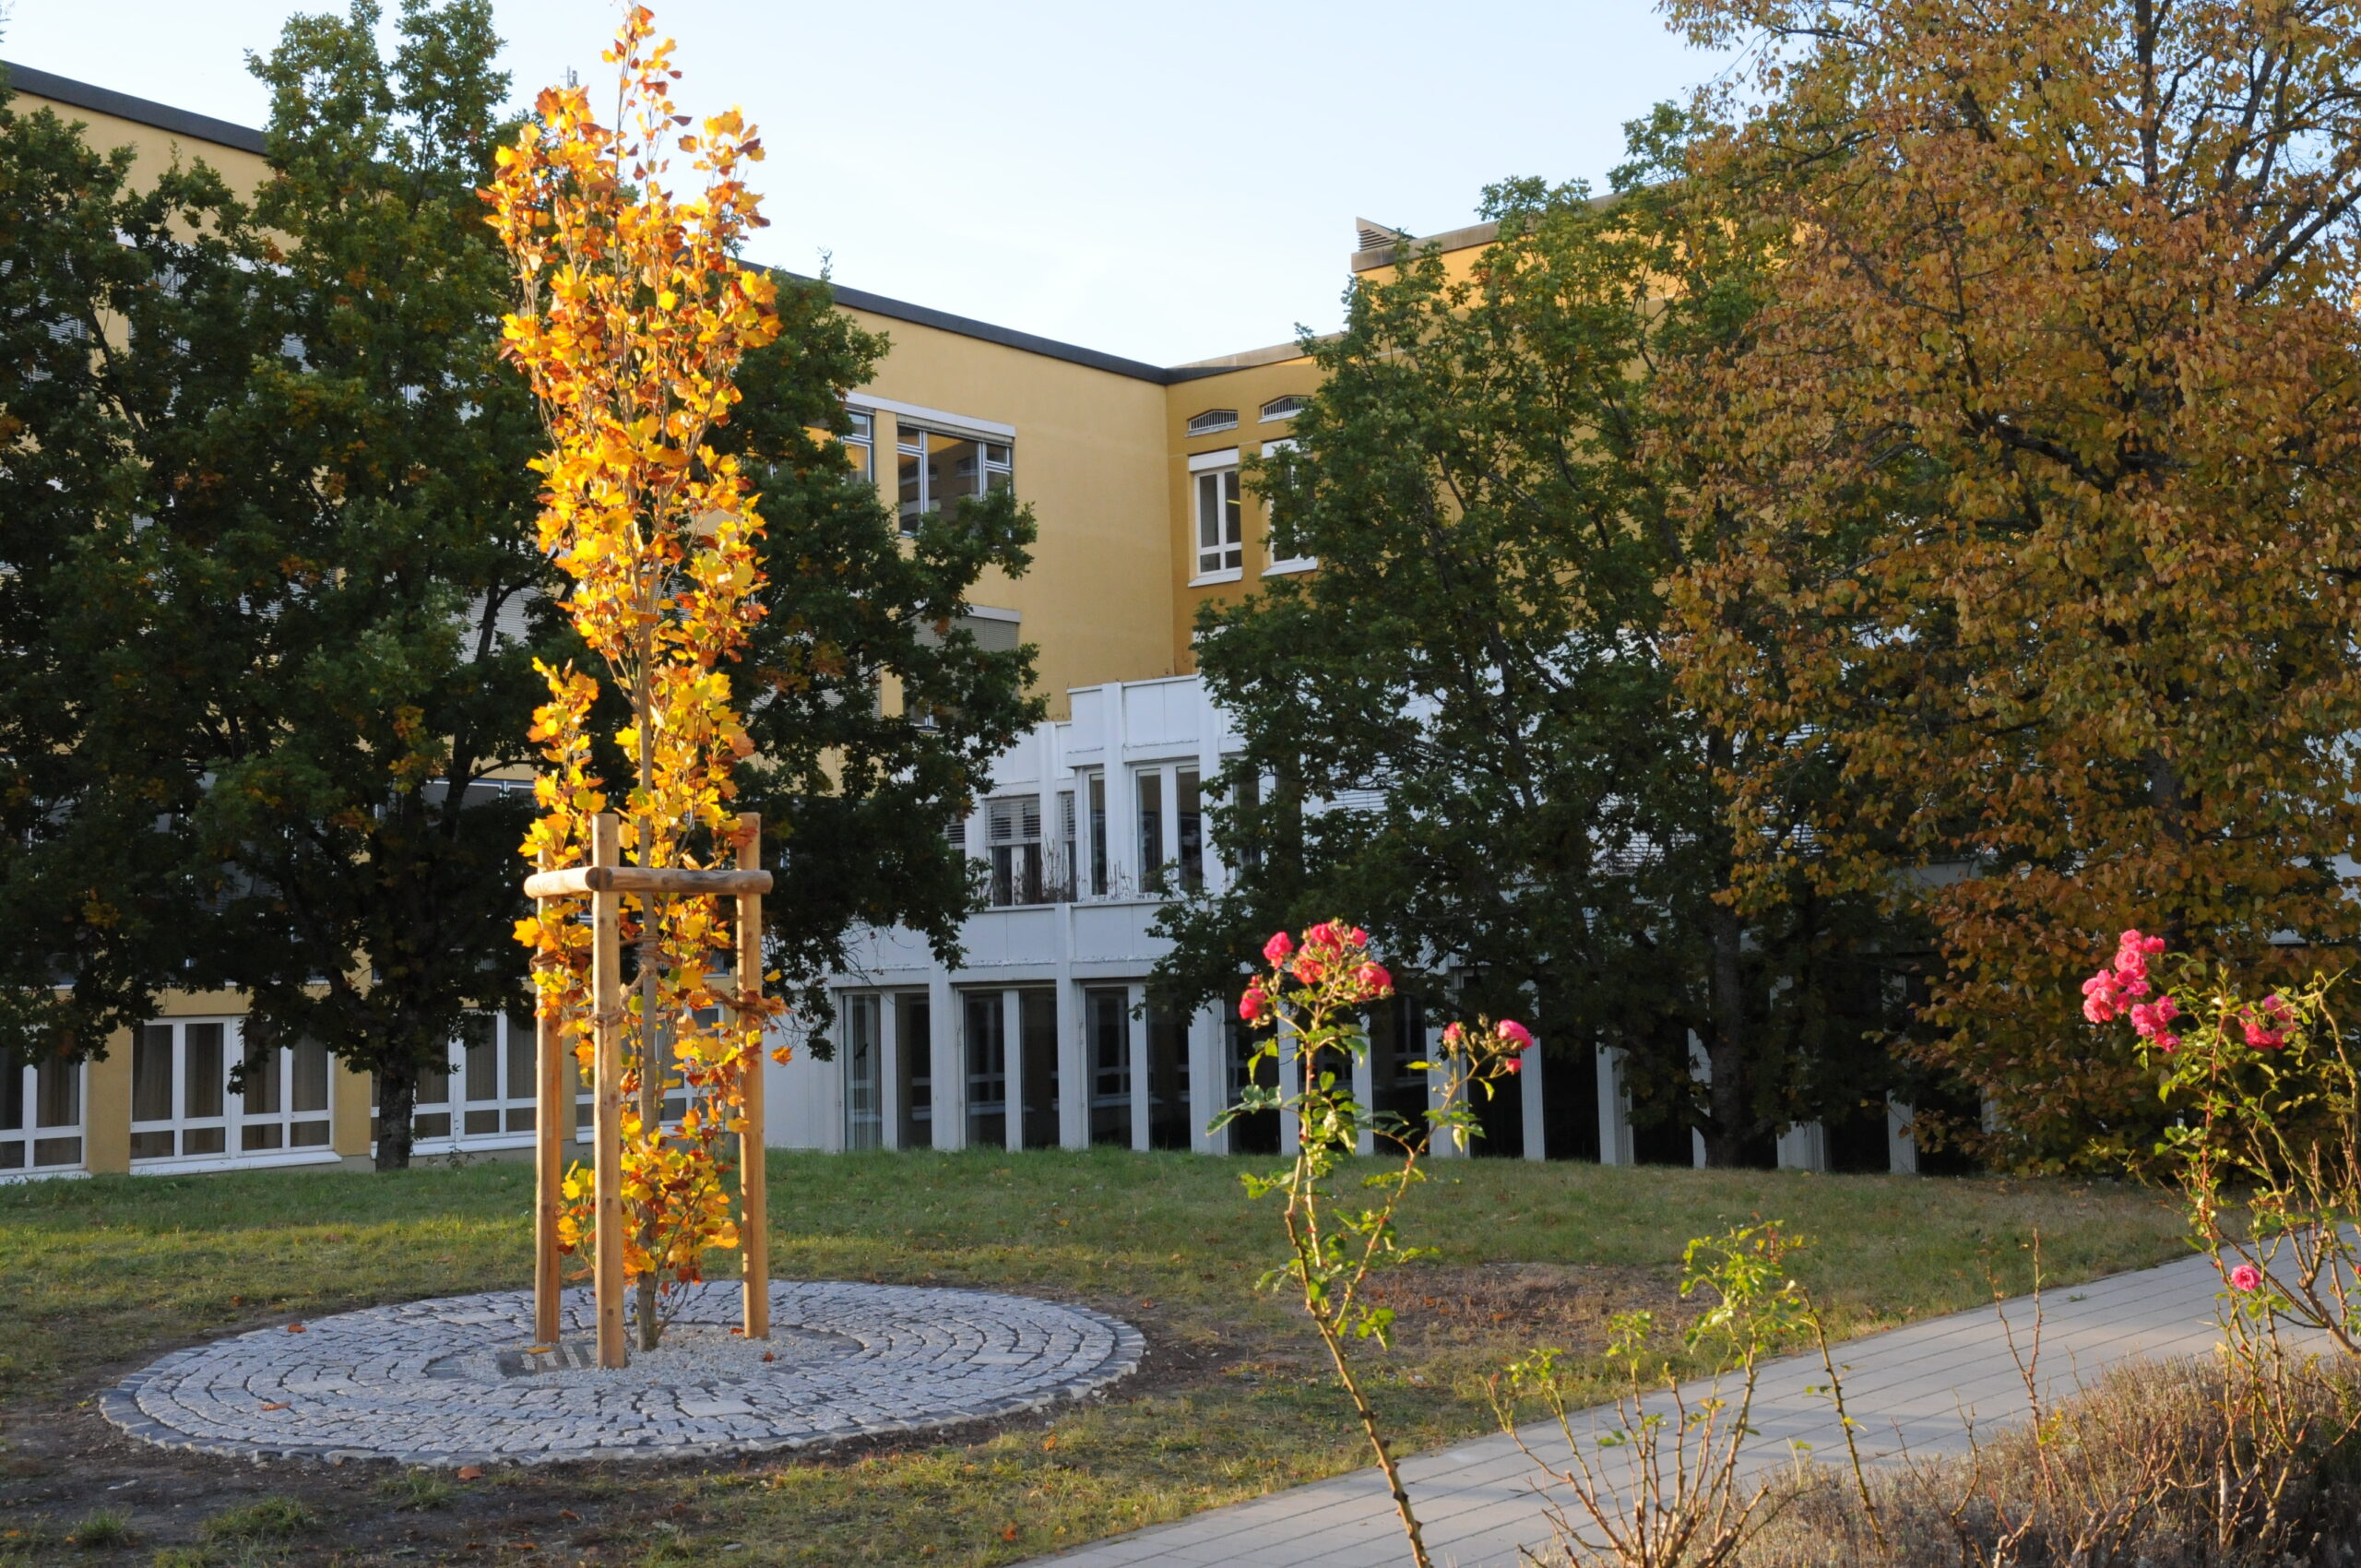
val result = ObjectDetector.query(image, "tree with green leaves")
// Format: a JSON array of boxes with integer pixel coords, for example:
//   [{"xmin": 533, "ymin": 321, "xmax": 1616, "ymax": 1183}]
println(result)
[
  {"xmin": 0, "ymin": 65, "xmax": 245, "ymax": 1066},
  {"xmin": 1157, "ymin": 122, "xmax": 1894, "ymax": 1166},
  {"xmin": 85, "ymin": 0, "xmax": 560, "ymax": 1169},
  {"xmin": 1, "ymin": 0, "xmax": 1038, "ymax": 1164}
]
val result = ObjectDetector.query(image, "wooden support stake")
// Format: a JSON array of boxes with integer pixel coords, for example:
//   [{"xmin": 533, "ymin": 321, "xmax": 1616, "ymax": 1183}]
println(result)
[
  {"xmin": 532, "ymin": 852, "xmax": 564, "ymax": 1347},
  {"xmin": 737, "ymin": 811, "xmax": 770, "ymax": 1340},
  {"xmin": 590, "ymin": 813, "xmax": 627, "ymax": 1370}
]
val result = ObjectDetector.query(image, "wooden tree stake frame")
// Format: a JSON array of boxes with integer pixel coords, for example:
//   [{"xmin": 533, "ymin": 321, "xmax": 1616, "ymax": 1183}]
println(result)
[
  {"xmin": 734, "ymin": 811, "xmax": 771, "ymax": 1339},
  {"xmin": 529, "ymin": 811, "xmax": 774, "ymax": 1369}
]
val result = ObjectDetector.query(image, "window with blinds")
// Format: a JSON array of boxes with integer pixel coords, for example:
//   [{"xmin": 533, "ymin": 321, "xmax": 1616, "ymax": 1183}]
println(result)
[{"xmin": 987, "ymin": 795, "xmax": 1044, "ymax": 907}]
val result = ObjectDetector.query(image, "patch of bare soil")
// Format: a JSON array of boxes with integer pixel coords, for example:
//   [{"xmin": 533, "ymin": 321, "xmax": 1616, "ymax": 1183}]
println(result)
[{"xmin": 1367, "ymin": 1261, "xmax": 1698, "ymax": 1360}]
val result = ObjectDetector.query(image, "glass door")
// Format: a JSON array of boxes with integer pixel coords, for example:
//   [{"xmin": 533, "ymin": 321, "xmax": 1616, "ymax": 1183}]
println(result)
[{"xmin": 843, "ymin": 994, "xmax": 882, "ymax": 1151}]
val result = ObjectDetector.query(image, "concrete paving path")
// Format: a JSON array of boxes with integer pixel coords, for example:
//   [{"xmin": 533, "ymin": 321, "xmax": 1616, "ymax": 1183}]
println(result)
[{"xmin": 1041, "ymin": 1249, "xmax": 2243, "ymax": 1568}]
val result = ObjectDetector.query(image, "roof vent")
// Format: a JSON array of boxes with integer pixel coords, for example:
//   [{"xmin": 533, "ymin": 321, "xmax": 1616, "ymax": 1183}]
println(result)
[{"xmin": 1355, "ymin": 219, "xmax": 1406, "ymax": 253}]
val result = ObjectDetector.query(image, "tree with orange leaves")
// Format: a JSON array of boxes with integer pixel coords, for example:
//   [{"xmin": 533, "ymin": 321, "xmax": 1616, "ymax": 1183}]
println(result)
[
  {"xmin": 1664, "ymin": 0, "xmax": 2361, "ymax": 1166},
  {"xmin": 485, "ymin": 6, "xmax": 785, "ymax": 1346}
]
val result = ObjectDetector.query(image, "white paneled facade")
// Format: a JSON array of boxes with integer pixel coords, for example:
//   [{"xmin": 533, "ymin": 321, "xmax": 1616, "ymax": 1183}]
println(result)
[
  {"xmin": 772, "ymin": 675, "xmax": 1554, "ymax": 1161},
  {"xmin": 774, "ymin": 675, "xmax": 1248, "ymax": 1156},
  {"xmin": 770, "ymin": 673, "xmax": 1915, "ymax": 1173}
]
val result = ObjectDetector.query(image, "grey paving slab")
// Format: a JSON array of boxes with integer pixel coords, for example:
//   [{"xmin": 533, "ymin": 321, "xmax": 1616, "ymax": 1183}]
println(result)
[
  {"xmin": 102, "ymin": 1280, "xmax": 1142, "ymax": 1467},
  {"xmin": 1038, "ymin": 1250, "xmax": 2259, "ymax": 1568}
]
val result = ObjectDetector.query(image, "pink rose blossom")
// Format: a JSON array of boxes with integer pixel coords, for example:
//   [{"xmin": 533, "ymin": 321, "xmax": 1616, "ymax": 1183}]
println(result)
[
  {"xmin": 1292, "ymin": 956, "xmax": 1325, "ymax": 984},
  {"xmin": 2228, "ymin": 1263, "xmax": 2263, "ymax": 1293},
  {"xmin": 1442, "ymin": 1021, "xmax": 1466, "ymax": 1047},
  {"xmin": 1346, "ymin": 926, "xmax": 1370, "ymax": 947},
  {"xmin": 1496, "ymin": 1019, "xmax": 1535, "ymax": 1052},
  {"xmin": 2082, "ymin": 969, "xmax": 2123, "ymax": 1024},
  {"xmin": 1239, "ymin": 983, "xmax": 1271, "ymax": 1024},
  {"xmin": 2242, "ymin": 1016, "xmax": 2286, "ymax": 1050},
  {"xmin": 1304, "ymin": 921, "xmax": 1340, "ymax": 950},
  {"xmin": 1353, "ymin": 961, "xmax": 1393, "ymax": 997},
  {"xmin": 1263, "ymin": 931, "xmax": 1295, "ymax": 967},
  {"xmin": 2129, "ymin": 995, "xmax": 2181, "ymax": 1041}
]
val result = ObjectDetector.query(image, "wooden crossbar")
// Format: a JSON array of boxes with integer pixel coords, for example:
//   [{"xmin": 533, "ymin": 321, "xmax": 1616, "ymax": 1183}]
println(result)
[{"xmin": 525, "ymin": 865, "xmax": 773, "ymax": 899}]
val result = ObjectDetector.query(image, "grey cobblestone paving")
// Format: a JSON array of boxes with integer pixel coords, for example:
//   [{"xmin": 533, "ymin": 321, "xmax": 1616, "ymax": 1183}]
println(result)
[{"xmin": 101, "ymin": 1281, "xmax": 1143, "ymax": 1467}]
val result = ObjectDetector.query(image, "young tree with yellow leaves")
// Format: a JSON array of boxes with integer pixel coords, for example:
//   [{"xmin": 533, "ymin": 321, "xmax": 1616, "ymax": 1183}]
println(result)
[
  {"xmin": 487, "ymin": 6, "xmax": 785, "ymax": 1347},
  {"xmin": 1665, "ymin": 0, "xmax": 2361, "ymax": 1164}
]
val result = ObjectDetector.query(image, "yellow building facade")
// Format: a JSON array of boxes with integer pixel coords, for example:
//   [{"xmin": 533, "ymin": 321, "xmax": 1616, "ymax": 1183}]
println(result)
[{"xmin": 3, "ymin": 61, "xmax": 1537, "ymax": 1179}]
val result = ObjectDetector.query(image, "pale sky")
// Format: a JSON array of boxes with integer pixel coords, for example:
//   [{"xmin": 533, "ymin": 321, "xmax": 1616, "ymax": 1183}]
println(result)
[{"xmin": 6, "ymin": 1, "xmax": 1730, "ymax": 366}]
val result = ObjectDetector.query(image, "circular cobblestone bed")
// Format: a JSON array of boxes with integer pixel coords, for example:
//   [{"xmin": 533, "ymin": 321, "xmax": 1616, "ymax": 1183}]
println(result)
[{"xmin": 101, "ymin": 1281, "xmax": 1144, "ymax": 1466}]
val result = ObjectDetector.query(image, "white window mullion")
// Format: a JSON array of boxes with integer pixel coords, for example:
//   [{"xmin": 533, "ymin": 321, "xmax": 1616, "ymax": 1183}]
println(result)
[
  {"xmin": 1, "ymin": 1057, "xmax": 85, "ymax": 1175},
  {"xmin": 133, "ymin": 1018, "xmax": 326, "ymax": 1170},
  {"xmin": 1261, "ymin": 438, "xmax": 1315, "ymax": 574},
  {"xmin": 1188, "ymin": 449, "xmax": 1244, "ymax": 584}
]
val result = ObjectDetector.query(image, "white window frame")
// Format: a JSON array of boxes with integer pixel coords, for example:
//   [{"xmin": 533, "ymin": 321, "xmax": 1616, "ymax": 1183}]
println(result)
[
  {"xmin": 1259, "ymin": 395, "xmax": 1306, "ymax": 422},
  {"xmin": 985, "ymin": 792, "xmax": 1047, "ymax": 908},
  {"xmin": 1081, "ymin": 769, "xmax": 1111, "ymax": 898},
  {"xmin": 1190, "ymin": 447, "xmax": 1243, "ymax": 584},
  {"xmin": 1133, "ymin": 759, "xmax": 1207, "ymax": 893},
  {"xmin": 397, "ymin": 1007, "xmax": 540, "ymax": 1157},
  {"xmin": 1, "ymin": 1055, "xmax": 86, "ymax": 1179},
  {"xmin": 1260, "ymin": 439, "xmax": 1317, "ymax": 575},
  {"xmin": 842, "ymin": 407, "xmax": 874, "ymax": 480},
  {"xmin": 1086, "ymin": 987, "xmax": 1131, "ymax": 1103},
  {"xmin": 897, "ymin": 424, "xmax": 1014, "ymax": 537},
  {"xmin": 1186, "ymin": 408, "xmax": 1239, "ymax": 436},
  {"xmin": 131, "ymin": 1016, "xmax": 337, "ymax": 1174},
  {"xmin": 842, "ymin": 993, "xmax": 883, "ymax": 1151}
]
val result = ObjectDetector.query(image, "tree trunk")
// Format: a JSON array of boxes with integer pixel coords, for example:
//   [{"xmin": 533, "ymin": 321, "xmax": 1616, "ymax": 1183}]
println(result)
[
  {"xmin": 375, "ymin": 1055, "xmax": 418, "ymax": 1171},
  {"xmin": 633, "ymin": 662, "xmax": 663, "ymax": 1352},
  {"xmin": 1701, "ymin": 900, "xmax": 1750, "ymax": 1169},
  {"xmin": 1701, "ymin": 723, "xmax": 1753, "ymax": 1170}
]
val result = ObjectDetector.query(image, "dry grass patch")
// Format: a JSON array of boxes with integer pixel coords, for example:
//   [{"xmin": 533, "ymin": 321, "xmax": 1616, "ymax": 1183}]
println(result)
[{"xmin": 1728, "ymin": 1358, "xmax": 2361, "ymax": 1568}]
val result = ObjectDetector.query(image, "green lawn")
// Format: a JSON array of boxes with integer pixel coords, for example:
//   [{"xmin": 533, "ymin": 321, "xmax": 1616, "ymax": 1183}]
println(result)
[{"xmin": 0, "ymin": 1151, "xmax": 2188, "ymax": 1566}]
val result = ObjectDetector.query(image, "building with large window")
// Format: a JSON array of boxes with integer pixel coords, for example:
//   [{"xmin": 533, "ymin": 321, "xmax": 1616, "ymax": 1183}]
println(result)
[{"xmin": 3, "ymin": 64, "xmax": 1917, "ymax": 1181}]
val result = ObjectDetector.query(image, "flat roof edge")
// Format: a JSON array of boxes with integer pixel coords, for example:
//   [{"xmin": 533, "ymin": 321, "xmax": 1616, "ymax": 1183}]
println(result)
[
  {"xmin": 1166, "ymin": 339, "xmax": 1315, "ymax": 376},
  {"xmin": 3, "ymin": 61, "xmax": 1309, "ymax": 386},
  {"xmin": 810, "ymin": 276, "xmax": 1180, "ymax": 384},
  {"xmin": 4, "ymin": 60, "xmax": 267, "ymax": 156}
]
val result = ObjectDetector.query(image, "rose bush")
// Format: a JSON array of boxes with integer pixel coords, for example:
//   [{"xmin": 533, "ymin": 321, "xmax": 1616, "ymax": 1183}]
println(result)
[
  {"xmin": 2082, "ymin": 930, "xmax": 2361, "ymax": 1353},
  {"xmin": 1221, "ymin": 921, "xmax": 1525, "ymax": 1568}
]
